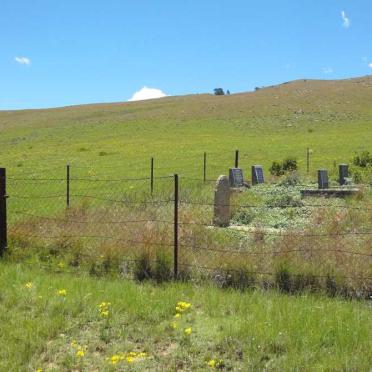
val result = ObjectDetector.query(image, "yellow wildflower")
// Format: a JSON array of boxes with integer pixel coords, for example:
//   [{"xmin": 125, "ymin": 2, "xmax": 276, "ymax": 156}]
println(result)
[
  {"xmin": 36, "ymin": 369, "xmax": 43, "ymax": 372},
  {"xmin": 174, "ymin": 313, "xmax": 181, "ymax": 318},
  {"xmin": 58, "ymin": 262, "xmax": 65, "ymax": 268},
  {"xmin": 57, "ymin": 289, "xmax": 67, "ymax": 296},
  {"xmin": 126, "ymin": 356, "xmax": 135, "ymax": 363},
  {"xmin": 184, "ymin": 327, "xmax": 192, "ymax": 335},
  {"xmin": 76, "ymin": 349, "xmax": 85, "ymax": 358},
  {"xmin": 109, "ymin": 355, "xmax": 120, "ymax": 365},
  {"xmin": 71, "ymin": 340, "xmax": 78, "ymax": 348},
  {"xmin": 171, "ymin": 322, "xmax": 178, "ymax": 329},
  {"xmin": 25, "ymin": 282, "xmax": 33, "ymax": 289},
  {"xmin": 99, "ymin": 301, "xmax": 111, "ymax": 308},
  {"xmin": 176, "ymin": 301, "xmax": 191, "ymax": 313},
  {"xmin": 207, "ymin": 359, "xmax": 217, "ymax": 368},
  {"xmin": 98, "ymin": 302, "xmax": 111, "ymax": 317},
  {"xmin": 207, "ymin": 359, "xmax": 224, "ymax": 368}
]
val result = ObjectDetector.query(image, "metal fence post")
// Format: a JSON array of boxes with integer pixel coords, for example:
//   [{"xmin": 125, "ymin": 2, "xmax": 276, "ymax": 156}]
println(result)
[
  {"xmin": 235, "ymin": 149, "xmax": 239, "ymax": 168},
  {"xmin": 173, "ymin": 174, "xmax": 179, "ymax": 279},
  {"xmin": 0, "ymin": 168, "xmax": 7, "ymax": 257},
  {"xmin": 203, "ymin": 152, "xmax": 207, "ymax": 182},
  {"xmin": 150, "ymin": 157, "xmax": 154, "ymax": 195},
  {"xmin": 66, "ymin": 164, "xmax": 70, "ymax": 208}
]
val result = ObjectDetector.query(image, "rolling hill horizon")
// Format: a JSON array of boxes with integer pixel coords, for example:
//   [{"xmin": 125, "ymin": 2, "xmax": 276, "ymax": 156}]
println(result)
[{"xmin": 2, "ymin": 74, "xmax": 372, "ymax": 115}]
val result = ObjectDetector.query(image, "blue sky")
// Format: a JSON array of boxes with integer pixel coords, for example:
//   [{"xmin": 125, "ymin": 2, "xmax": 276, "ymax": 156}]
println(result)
[{"xmin": 1, "ymin": 0, "xmax": 371, "ymax": 109}]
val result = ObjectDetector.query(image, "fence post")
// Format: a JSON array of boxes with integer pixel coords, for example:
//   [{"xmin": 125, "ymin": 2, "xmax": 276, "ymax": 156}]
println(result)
[
  {"xmin": 66, "ymin": 164, "xmax": 70, "ymax": 208},
  {"xmin": 235, "ymin": 150, "xmax": 239, "ymax": 168},
  {"xmin": 150, "ymin": 157, "xmax": 154, "ymax": 195},
  {"xmin": 203, "ymin": 152, "xmax": 207, "ymax": 182},
  {"xmin": 0, "ymin": 168, "xmax": 7, "ymax": 257},
  {"xmin": 173, "ymin": 174, "xmax": 179, "ymax": 279}
]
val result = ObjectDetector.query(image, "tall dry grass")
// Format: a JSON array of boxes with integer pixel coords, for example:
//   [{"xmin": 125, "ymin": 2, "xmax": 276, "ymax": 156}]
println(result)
[{"xmin": 7, "ymin": 194, "xmax": 372, "ymax": 298}]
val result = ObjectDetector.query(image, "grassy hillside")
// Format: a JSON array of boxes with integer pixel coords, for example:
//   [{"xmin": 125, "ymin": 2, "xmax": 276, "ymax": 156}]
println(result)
[{"xmin": 0, "ymin": 75, "xmax": 371, "ymax": 179}]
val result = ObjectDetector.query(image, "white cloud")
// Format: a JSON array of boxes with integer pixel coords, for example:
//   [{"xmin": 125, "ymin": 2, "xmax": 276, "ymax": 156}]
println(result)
[
  {"xmin": 322, "ymin": 67, "xmax": 333, "ymax": 74},
  {"xmin": 341, "ymin": 11, "xmax": 351, "ymax": 28},
  {"xmin": 368, "ymin": 63, "xmax": 372, "ymax": 68},
  {"xmin": 14, "ymin": 56, "xmax": 31, "ymax": 65},
  {"xmin": 128, "ymin": 86, "xmax": 167, "ymax": 102}
]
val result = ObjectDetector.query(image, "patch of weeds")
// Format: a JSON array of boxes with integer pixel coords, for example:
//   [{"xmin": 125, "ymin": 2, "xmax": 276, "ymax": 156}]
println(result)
[
  {"xmin": 265, "ymin": 189, "xmax": 303, "ymax": 208},
  {"xmin": 278, "ymin": 172, "xmax": 301, "ymax": 186},
  {"xmin": 134, "ymin": 252, "xmax": 152, "ymax": 281},
  {"xmin": 292, "ymin": 272, "xmax": 321, "ymax": 293},
  {"xmin": 154, "ymin": 249, "xmax": 172, "ymax": 283},
  {"xmin": 353, "ymin": 150, "xmax": 372, "ymax": 168},
  {"xmin": 232, "ymin": 208, "xmax": 256, "ymax": 225},
  {"xmin": 275, "ymin": 264, "xmax": 292, "ymax": 293},
  {"xmin": 213, "ymin": 266, "xmax": 256, "ymax": 290}
]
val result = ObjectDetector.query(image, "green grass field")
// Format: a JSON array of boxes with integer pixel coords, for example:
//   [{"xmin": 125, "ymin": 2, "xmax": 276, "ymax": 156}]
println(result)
[
  {"xmin": 1, "ymin": 262, "xmax": 371, "ymax": 371},
  {"xmin": 1, "ymin": 76, "xmax": 372, "ymax": 370}
]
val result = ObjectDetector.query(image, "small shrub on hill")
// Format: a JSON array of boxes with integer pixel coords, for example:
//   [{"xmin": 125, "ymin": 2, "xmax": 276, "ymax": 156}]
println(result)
[
  {"xmin": 269, "ymin": 161, "xmax": 284, "ymax": 176},
  {"xmin": 269, "ymin": 157, "xmax": 297, "ymax": 176},
  {"xmin": 282, "ymin": 157, "xmax": 298, "ymax": 172},
  {"xmin": 353, "ymin": 150, "xmax": 372, "ymax": 168}
]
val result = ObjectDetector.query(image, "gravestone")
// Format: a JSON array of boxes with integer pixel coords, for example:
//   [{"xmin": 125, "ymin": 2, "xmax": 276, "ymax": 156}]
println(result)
[
  {"xmin": 339, "ymin": 164, "xmax": 349, "ymax": 185},
  {"xmin": 251, "ymin": 165, "xmax": 264, "ymax": 185},
  {"xmin": 213, "ymin": 175, "xmax": 230, "ymax": 227},
  {"xmin": 317, "ymin": 169, "xmax": 329, "ymax": 189},
  {"xmin": 229, "ymin": 168, "xmax": 244, "ymax": 188}
]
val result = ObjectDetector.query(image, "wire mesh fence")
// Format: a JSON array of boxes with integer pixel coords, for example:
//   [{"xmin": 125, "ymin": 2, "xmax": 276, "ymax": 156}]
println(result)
[{"xmin": 1, "ymin": 164, "xmax": 372, "ymax": 297}]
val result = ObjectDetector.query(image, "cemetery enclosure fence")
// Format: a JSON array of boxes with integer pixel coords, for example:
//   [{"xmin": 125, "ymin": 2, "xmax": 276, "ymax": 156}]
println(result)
[{"xmin": 0, "ymin": 167, "xmax": 372, "ymax": 298}]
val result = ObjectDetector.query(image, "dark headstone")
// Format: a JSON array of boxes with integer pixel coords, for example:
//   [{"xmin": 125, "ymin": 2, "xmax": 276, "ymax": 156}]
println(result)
[
  {"xmin": 339, "ymin": 164, "xmax": 349, "ymax": 185},
  {"xmin": 229, "ymin": 168, "xmax": 244, "ymax": 188},
  {"xmin": 251, "ymin": 165, "xmax": 264, "ymax": 185},
  {"xmin": 318, "ymin": 169, "xmax": 329, "ymax": 189}
]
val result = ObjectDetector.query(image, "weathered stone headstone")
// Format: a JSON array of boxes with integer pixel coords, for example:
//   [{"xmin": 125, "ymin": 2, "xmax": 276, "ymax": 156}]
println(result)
[
  {"xmin": 251, "ymin": 165, "xmax": 264, "ymax": 185},
  {"xmin": 339, "ymin": 164, "xmax": 349, "ymax": 185},
  {"xmin": 317, "ymin": 169, "xmax": 329, "ymax": 189},
  {"xmin": 213, "ymin": 175, "xmax": 230, "ymax": 227},
  {"xmin": 229, "ymin": 168, "xmax": 244, "ymax": 188}
]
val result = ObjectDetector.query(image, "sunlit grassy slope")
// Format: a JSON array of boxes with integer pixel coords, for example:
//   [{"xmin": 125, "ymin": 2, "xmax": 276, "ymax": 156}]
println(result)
[{"xmin": 0, "ymin": 75, "xmax": 371, "ymax": 179}]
